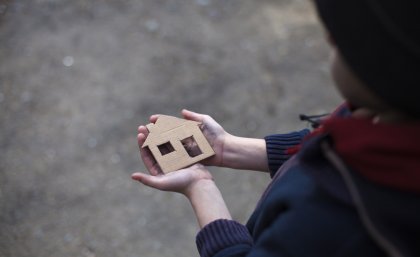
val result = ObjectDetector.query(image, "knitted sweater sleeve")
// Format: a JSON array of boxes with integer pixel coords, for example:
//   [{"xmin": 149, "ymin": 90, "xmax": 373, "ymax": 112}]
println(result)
[
  {"xmin": 196, "ymin": 219, "xmax": 254, "ymax": 257},
  {"xmin": 264, "ymin": 129, "xmax": 310, "ymax": 177}
]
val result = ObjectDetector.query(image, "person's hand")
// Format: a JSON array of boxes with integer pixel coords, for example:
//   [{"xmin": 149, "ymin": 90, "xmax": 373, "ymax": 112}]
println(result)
[
  {"xmin": 133, "ymin": 112, "xmax": 232, "ymax": 228},
  {"xmin": 132, "ymin": 163, "xmax": 213, "ymax": 196},
  {"xmin": 137, "ymin": 110, "xmax": 268, "ymax": 172},
  {"xmin": 139, "ymin": 109, "xmax": 228, "ymax": 168},
  {"xmin": 181, "ymin": 109, "xmax": 228, "ymax": 167},
  {"xmin": 133, "ymin": 120, "xmax": 214, "ymax": 195},
  {"xmin": 136, "ymin": 123, "xmax": 162, "ymax": 176}
]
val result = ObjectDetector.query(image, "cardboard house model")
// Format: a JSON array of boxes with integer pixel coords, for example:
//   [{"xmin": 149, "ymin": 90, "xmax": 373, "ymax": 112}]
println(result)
[{"xmin": 142, "ymin": 115, "xmax": 215, "ymax": 173}]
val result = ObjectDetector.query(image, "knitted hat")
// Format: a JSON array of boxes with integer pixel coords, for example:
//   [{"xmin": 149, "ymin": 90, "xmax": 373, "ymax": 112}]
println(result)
[{"xmin": 314, "ymin": 0, "xmax": 420, "ymax": 117}]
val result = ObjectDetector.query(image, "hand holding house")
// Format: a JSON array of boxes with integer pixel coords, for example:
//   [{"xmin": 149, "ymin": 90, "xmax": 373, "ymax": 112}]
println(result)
[{"xmin": 142, "ymin": 115, "xmax": 215, "ymax": 173}]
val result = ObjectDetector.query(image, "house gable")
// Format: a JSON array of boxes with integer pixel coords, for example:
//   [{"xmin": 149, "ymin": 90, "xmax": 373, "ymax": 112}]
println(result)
[{"xmin": 142, "ymin": 115, "xmax": 200, "ymax": 147}]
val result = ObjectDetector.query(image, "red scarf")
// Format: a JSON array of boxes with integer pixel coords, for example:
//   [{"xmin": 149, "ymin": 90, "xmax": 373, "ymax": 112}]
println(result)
[{"xmin": 323, "ymin": 117, "xmax": 420, "ymax": 193}]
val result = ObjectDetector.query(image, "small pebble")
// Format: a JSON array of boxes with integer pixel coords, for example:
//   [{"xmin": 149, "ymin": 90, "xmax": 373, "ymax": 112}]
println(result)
[
  {"xmin": 88, "ymin": 137, "xmax": 98, "ymax": 149},
  {"xmin": 196, "ymin": 0, "xmax": 210, "ymax": 6},
  {"xmin": 63, "ymin": 56, "xmax": 74, "ymax": 67},
  {"xmin": 145, "ymin": 19, "xmax": 159, "ymax": 32},
  {"xmin": 64, "ymin": 233, "xmax": 73, "ymax": 243}
]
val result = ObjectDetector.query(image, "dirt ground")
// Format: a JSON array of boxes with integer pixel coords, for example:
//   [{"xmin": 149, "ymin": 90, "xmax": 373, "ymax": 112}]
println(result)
[{"xmin": 0, "ymin": 0, "xmax": 341, "ymax": 256}]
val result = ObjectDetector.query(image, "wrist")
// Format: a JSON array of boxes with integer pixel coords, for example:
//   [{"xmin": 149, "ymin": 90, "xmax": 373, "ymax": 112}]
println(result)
[
  {"xmin": 222, "ymin": 135, "xmax": 268, "ymax": 172},
  {"xmin": 185, "ymin": 179, "xmax": 232, "ymax": 228},
  {"xmin": 221, "ymin": 134, "xmax": 241, "ymax": 168},
  {"xmin": 218, "ymin": 132, "xmax": 233, "ymax": 168},
  {"xmin": 185, "ymin": 179, "xmax": 217, "ymax": 199}
]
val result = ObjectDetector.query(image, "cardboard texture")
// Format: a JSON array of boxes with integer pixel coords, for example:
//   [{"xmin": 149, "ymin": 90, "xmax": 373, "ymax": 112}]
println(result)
[{"xmin": 142, "ymin": 115, "xmax": 215, "ymax": 173}]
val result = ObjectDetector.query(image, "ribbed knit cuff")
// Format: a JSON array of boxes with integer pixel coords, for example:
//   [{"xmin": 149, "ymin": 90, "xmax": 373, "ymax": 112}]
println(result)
[
  {"xmin": 196, "ymin": 219, "xmax": 253, "ymax": 257},
  {"xmin": 265, "ymin": 129, "xmax": 310, "ymax": 178}
]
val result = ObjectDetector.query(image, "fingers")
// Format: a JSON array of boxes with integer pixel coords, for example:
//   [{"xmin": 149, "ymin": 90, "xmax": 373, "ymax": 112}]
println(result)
[
  {"xmin": 138, "ymin": 141, "xmax": 161, "ymax": 176},
  {"xmin": 144, "ymin": 111, "xmax": 207, "ymax": 124},
  {"xmin": 137, "ymin": 131, "xmax": 146, "ymax": 140},
  {"xmin": 182, "ymin": 109, "xmax": 204, "ymax": 122},
  {"xmin": 137, "ymin": 127, "xmax": 149, "ymax": 150},
  {"xmin": 131, "ymin": 172, "xmax": 174, "ymax": 191},
  {"xmin": 137, "ymin": 124, "xmax": 151, "ymax": 147},
  {"xmin": 137, "ymin": 130, "xmax": 161, "ymax": 175},
  {"xmin": 137, "ymin": 114, "xmax": 159, "ymax": 135},
  {"xmin": 132, "ymin": 172, "xmax": 160, "ymax": 188},
  {"xmin": 131, "ymin": 164, "xmax": 211, "ymax": 194},
  {"xmin": 149, "ymin": 114, "xmax": 160, "ymax": 123}
]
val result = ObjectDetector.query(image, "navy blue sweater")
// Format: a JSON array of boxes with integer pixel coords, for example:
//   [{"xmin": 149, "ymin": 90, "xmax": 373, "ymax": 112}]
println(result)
[{"xmin": 196, "ymin": 121, "xmax": 420, "ymax": 256}]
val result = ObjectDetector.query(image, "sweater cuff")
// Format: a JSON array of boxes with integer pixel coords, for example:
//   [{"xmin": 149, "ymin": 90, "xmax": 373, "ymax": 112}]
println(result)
[
  {"xmin": 196, "ymin": 219, "xmax": 253, "ymax": 257},
  {"xmin": 265, "ymin": 129, "xmax": 310, "ymax": 178}
]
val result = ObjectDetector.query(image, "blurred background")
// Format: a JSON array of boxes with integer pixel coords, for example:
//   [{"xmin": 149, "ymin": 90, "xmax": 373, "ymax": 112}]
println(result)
[{"xmin": 0, "ymin": 0, "xmax": 341, "ymax": 256}]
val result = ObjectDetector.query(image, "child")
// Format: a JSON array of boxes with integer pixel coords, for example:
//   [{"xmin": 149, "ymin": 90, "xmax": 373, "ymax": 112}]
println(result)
[{"xmin": 132, "ymin": 1, "xmax": 420, "ymax": 256}]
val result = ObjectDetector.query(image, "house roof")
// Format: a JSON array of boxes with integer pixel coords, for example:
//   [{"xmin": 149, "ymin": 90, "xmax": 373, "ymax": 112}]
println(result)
[{"xmin": 142, "ymin": 115, "xmax": 200, "ymax": 147}]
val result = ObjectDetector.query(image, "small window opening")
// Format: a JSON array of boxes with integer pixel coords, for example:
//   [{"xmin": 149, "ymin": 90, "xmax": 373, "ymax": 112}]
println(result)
[
  {"xmin": 181, "ymin": 136, "xmax": 202, "ymax": 157},
  {"xmin": 158, "ymin": 142, "xmax": 175, "ymax": 156}
]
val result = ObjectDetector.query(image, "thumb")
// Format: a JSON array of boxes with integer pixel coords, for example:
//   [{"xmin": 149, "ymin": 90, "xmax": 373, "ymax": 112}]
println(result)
[{"xmin": 181, "ymin": 109, "xmax": 204, "ymax": 122}]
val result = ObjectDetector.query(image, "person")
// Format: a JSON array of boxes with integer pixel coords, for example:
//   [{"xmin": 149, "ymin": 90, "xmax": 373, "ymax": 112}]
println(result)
[{"xmin": 132, "ymin": 1, "xmax": 420, "ymax": 256}]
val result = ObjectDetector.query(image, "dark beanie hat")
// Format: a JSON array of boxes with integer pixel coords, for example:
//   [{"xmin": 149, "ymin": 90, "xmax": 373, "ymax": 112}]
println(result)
[{"xmin": 314, "ymin": 0, "xmax": 420, "ymax": 117}]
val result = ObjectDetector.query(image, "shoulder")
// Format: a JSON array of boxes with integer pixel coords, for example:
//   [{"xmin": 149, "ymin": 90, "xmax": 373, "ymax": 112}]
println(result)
[{"xmin": 247, "ymin": 164, "xmax": 385, "ymax": 256}]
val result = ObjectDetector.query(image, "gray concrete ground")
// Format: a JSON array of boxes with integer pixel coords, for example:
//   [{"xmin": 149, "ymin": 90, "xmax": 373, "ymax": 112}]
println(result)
[{"xmin": 0, "ymin": 0, "xmax": 341, "ymax": 256}]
